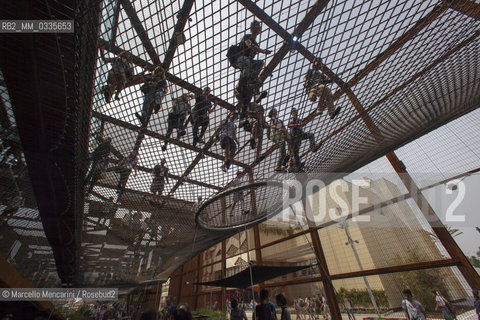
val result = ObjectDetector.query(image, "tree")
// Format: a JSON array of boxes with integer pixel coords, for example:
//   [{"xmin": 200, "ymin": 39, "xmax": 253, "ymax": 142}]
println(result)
[
  {"xmin": 427, "ymin": 225, "xmax": 463, "ymax": 242},
  {"xmin": 468, "ymin": 248, "xmax": 480, "ymax": 268},
  {"xmin": 393, "ymin": 249, "xmax": 450, "ymax": 312}
]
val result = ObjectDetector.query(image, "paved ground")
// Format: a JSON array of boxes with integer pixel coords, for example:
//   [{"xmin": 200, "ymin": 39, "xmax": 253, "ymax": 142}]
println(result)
[{"xmin": 240, "ymin": 309, "xmax": 479, "ymax": 320}]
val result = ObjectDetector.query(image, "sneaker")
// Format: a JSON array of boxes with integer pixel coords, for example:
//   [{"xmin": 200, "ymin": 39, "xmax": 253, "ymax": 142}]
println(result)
[
  {"xmin": 177, "ymin": 130, "xmax": 186, "ymax": 138},
  {"xmin": 103, "ymin": 87, "xmax": 110, "ymax": 103},
  {"xmin": 135, "ymin": 112, "xmax": 145, "ymax": 126},
  {"xmin": 226, "ymin": 159, "xmax": 231, "ymax": 170},
  {"xmin": 274, "ymin": 167, "xmax": 283, "ymax": 172},
  {"xmin": 197, "ymin": 138, "xmax": 205, "ymax": 144},
  {"xmin": 254, "ymin": 91, "xmax": 268, "ymax": 103},
  {"xmin": 282, "ymin": 155, "xmax": 290, "ymax": 166},
  {"xmin": 161, "ymin": 144, "xmax": 167, "ymax": 151},
  {"xmin": 153, "ymin": 104, "xmax": 161, "ymax": 114},
  {"xmin": 221, "ymin": 163, "xmax": 227, "ymax": 172},
  {"xmin": 310, "ymin": 143, "xmax": 321, "ymax": 153},
  {"xmin": 330, "ymin": 107, "xmax": 341, "ymax": 120},
  {"xmin": 250, "ymin": 138, "xmax": 256, "ymax": 149},
  {"xmin": 192, "ymin": 138, "xmax": 198, "ymax": 147}
]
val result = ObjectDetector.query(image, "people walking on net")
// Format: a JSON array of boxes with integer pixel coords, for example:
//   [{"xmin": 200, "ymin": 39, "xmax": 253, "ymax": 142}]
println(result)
[
  {"xmin": 106, "ymin": 151, "xmax": 137, "ymax": 198},
  {"xmin": 85, "ymin": 136, "xmax": 112, "ymax": 194},
  {"xmin": 246, "ymin": 101, "xmax": 266, "ymax": 161},
  {"xmin": 304, "ymin": 58, "xmax": 341, "ymax": 120},
  {"xmin": 229, "ymin": 20, "xmax": 271, "ymax": 84},
  {"xmin": 218, "ymin": 112, "xmax": 239, "ymax": 172},
  {"xmin": 288, "ymin": 108, "xmax": 320, "ymax": 172},
  {"xmin": 100, "ymin": 49, "xmax": 134, "ymax": 103},
  {"xmin": 268, "ymin": 108, "xmax": 291, "ymax": 172},
  {"xmin": 162, "ymin": 93, "xmax": 193, "ymax": 151},
  {"xmin": 135, "ymin": 65, "xmax": 168, "ymax": 126},
  {"xmin": 229, "ymin": 20, "xmax": 270, "ymax": 119},
  {"xmin": 192, "ymin": 86, "xmax": 216, "ymax": 146},
  {"xmin": 150, "ymin": 158, "xmax": 169, "ymax": 197}
]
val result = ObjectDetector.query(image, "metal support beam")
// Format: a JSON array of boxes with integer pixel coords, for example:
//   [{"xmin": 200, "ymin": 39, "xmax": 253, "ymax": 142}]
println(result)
[
  {"xmin": 449, "ymin": 0, "xmax": 480, "ymax": 21},
  {"xmin": 98, "ymin": 39, "xmax": 236, "ymax": 111},
  {"xmin": 333, "ymin": 2, "xmax": 450, "ymax": 99},
  {"xmin": 258, "ymin": 0, "xmax": 331, "ymax": 83},
  {"xmin": 258, "ymin": 259, "xmax": 460, "ymax": 289},
  {"xmin": 119, "ymin": 0, "xmax": 161, "ymax": 65},
  {"xmin": 386, "ymin": 151, "xmax": 480, "ymax": 289},
  {"xmin": 92, "ymin": 110, "xmax": 249, "ymax": 169},
  {"xmin": 303, "ymin": 199, "xmax": 341, "ymax": 320},
  {"xmin": 163, "ymin": 0, "xmax": 195, "ymax": 69},
  {"xmin": 238, "ymin": 0, "xmax": 382, "ymax": 146}
]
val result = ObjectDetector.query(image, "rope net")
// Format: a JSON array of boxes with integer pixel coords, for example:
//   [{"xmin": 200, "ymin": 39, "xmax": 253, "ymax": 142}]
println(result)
[{"xmin": 0, "ymin": 0, "xmax": 479, "ymax": 290}]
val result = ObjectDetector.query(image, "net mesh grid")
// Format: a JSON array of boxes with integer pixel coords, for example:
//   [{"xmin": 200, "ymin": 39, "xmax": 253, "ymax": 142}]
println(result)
[
  {"xmin": 0, "ymin": 0, "xmax": 479, "ymax": 290},
  {"xmin": 81, "ymin": 0, "xmax": 480, "ymax": 287}
]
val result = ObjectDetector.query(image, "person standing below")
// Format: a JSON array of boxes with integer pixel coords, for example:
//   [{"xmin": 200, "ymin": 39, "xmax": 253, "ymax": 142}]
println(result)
[
  {"xmin": 165, "ymin": 296, "xmax": 177, "ymax": 320},
  {"xmin": 294, "ymin": 298, "xmax": 304, "ymax": 320},
  {"xmin": 473, "ymin": 289, "xmax": 480, "ymax": 320},
  {"xmin": 162, "ymin": 93, "xmax": 193, "ymax": 151},
  {"xmin": 343, "ymin": 294, "xmax": 355, "ymax": 320},
  {"xmin": 135, "ymin": 65, "xmax": 168, "ymax": 126},
  {"xmin": 192, "ymin": 86, "xmax": 216, "ymax": 146},
  {"xmin": 231, "ymin": 299, "xmax": 248, "ymax": 320},
  {"xmin": 402, "ymin": 289, "xmax": 426, "ymax": 320},
  {"xmin": 320, "ymin": 295, "xmax": 329, "ymax": 320},
  {"xmin": 255, "ymin": 289, "xmax": 277, "ymax": 320},
  {"xmin": 219, "ymin": 112, "xmax": 239, "ymax": 172},
  {"xmin": 433, "ymin": 290, "xmax": 456, "ymax": 320},
  {"xmin": 276, "ymin": 294, "xmax": 291, "ymax": 320},
  {"xmin": 304, "ymin": 58, "xmax": 341, "ymax": 120}
]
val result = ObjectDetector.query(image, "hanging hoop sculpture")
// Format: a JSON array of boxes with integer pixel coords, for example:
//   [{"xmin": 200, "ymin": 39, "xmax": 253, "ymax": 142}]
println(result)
[{"xmin": 195, "ymin": 180, "xmax": 290, "ymax": 231}]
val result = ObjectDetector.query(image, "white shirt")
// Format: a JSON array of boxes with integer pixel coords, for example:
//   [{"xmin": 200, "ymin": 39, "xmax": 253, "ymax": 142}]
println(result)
[
  {"xmin": 402, "ymin": 299, "xmax": 425, "ymax": 320},
  {"xmin": 435, "ymin": 295, "xmax": 446, "ymax": 307}
]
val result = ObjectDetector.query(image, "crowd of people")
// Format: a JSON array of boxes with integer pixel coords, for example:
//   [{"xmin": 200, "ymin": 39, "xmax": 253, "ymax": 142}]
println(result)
[{"xmin": 88, "ymin": 19, "xmax": 343, "ymax": 197}]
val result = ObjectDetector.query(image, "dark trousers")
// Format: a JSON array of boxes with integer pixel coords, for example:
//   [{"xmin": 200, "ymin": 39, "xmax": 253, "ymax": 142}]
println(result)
[
  {"xmin": 192, "ymin": 119, "xmax": 208, "ymax": 145},
  {"xmin": 290, "ymin": 132, "xmax": 315, "ymax": 165},
  {"xmin": 165, "ymin": 113, "xmax": 186, "ymax": 139}
]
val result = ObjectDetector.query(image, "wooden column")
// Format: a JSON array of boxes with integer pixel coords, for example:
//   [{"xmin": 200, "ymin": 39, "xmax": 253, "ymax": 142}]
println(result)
[
  {"xmin": 303, "ymin": 199, "xmax": 342, "ymax": 320},
  {"xmin": 177, "ymin": 265, "xmax": 185, "ymax": 303},
  {"xmin": 221, "ymin": 240, "xmax": 226, "ymax": 312},
  {"xmin": 249, "ymin": 170, "xmax": 263, "ymax": 265},
  {"xmin": 386, "ymin": 151, "xmax": 480, "ymax": 289},
  {"xmin": 194, "ymin": 253, "xmax": 203, "ymax": 310}
]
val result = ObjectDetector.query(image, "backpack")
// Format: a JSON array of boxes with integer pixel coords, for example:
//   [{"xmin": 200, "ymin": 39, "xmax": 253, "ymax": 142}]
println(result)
[{"xmin": 227, "ymin": 45, "xmax": 241, "ymax": 68}]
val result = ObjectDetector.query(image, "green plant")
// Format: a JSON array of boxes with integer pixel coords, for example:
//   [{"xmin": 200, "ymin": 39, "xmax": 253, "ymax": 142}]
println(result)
[
  {"xmin": 335, "ymin": 287, "xmax": 389, "ymax": 311},
  {"xmin": 192, "ymin": 308, "xmax": 227, "ymax": 320},
  {"xmin": 393, "ymin": 248, "xmax": 449, "ymax": 312}
]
